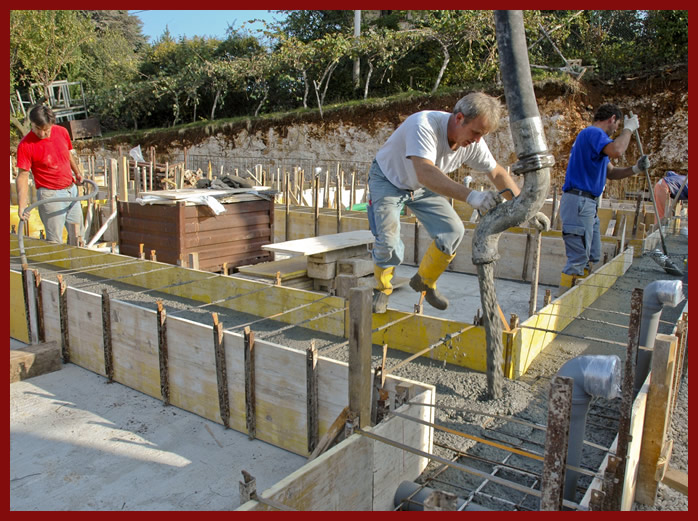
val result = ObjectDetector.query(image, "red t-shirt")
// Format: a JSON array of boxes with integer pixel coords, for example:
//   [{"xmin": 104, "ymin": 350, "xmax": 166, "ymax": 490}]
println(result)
[{"xmin": 16, "ymin": 125, "xmax": 75, "ymax": 190}]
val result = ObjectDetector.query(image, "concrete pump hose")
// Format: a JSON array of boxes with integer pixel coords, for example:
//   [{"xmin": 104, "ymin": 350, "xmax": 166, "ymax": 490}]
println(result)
[{"xmin": 17, "ymin": 179, "xmax": 99, "ymax": 268}]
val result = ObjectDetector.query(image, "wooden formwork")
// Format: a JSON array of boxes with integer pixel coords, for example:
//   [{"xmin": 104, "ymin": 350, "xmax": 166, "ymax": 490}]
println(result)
[
  {"xmin": 10, "ymin": 235, "xmax": 633, "ymax": 379},
  {"xmin": 272, "ymin": 206, "xmax": 653, "ymax": 287},
  {"xmin": 11, "ymin": 235, "xmax": 675, "ymax": 510},
  {"xmin": 581, "ymin": 308, "xmax": 688, "ymax": 510},
  {"xmin": 10, "ymin": 255, "xmax": 435, "ymax": 510}
]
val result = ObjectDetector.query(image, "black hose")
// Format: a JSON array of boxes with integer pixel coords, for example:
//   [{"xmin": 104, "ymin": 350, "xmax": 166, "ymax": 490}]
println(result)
[{"xmin": 17, "ymin": 179, "xmax": 99, "ymax": 268}]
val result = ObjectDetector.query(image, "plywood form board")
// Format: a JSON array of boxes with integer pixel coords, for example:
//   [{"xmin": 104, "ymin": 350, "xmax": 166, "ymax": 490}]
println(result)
[
  {"xmin": 23, "ymin": 270, "xmax": 431, "ymax": 458},
  {"xmin": 11, "ymin": 237, "xmax": 634, "ymax": 380},
  {"xmin": 371, "ymin": 388, "xmax": 435, "ymax": 511},
  {"xmin": 239, "ymin": 432, "xmax": 375, "ymax": 510},
  {"xmin": 239, "ymin": 387, "xmax": 435, "ymax": 511},
  {"xmin": 273, "ymin": 208, "xmax": 370, "ymax": 242},
  {"xmin": 40, "ymin": 281, "xmax": 108, "ymax": 377},
  {"xmin": 9, "ymin": 270, "xmax": 29, "ymax": 343},
  {"xmin": 371, "ymin": 311, "xmax": 490, "ymax": 373},
  {"xmin": 13, "ymin": 236, "xmax": 347, "ymax": 338},
  {"xmin": 262, "ymin": 230, "xmax": 373, "ymax": 257}
]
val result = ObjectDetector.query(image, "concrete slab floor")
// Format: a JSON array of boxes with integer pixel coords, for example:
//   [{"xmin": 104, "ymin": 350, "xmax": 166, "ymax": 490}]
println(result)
[
  {"xmin": 9, "ymin": 339, "xmax": 307, "ymax": 511},
  {"xmin": 385, "ymin": 265, "xmax": 557, "ymax": 323}
]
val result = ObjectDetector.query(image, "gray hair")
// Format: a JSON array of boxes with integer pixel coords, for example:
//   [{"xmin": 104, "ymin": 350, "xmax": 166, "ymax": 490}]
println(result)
[{"xmin": 453, "ymin": 92, "xmax": 502, "ymax": 132}]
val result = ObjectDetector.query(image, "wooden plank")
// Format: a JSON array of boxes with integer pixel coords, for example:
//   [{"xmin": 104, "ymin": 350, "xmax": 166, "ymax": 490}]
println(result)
[
  {"xmin": 239, "ymin": 388, "xmax": 434, "ymax": 511},
  {"xmin": 237, "ymin": 256, "xmax": 307, "ymax": 281},
  {"xmin": 10, "ymin": 341, "xmax": 62, "ymax": 383},
  {"xmin": 308, "ymin": 406, "xmax": 349, "ymax": 461},
  {"xmin": 262, "ymin": 230, "xmax": 373, "ymax": 256},
  {"xmin": 661, "ymin": 467, "xmax": 688, "ymax": 496},
  {"xmin": 635, "ymin": 333, "xmax": 679, "ymax": 505},
  {"xmin": 348, "ymin": 287, "xmax": 372, "ymax": 428}
]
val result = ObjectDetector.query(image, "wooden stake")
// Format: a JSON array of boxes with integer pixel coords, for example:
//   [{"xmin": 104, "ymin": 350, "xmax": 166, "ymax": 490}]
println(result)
[
  {"xmin": 306, "ymin": 341, "xmax": 319, "ymax": 454},
  {"xmin": 336, "ymin": 170, "xmax": 343, "ymax": 233},
  {"xmin": 33, "ymin": 270, "xmax": 45, "ymax": 343},
  {"xmin": 348, "ymin": 287, "xmax": 372, "ymax": 428},
  {"xmin": 57, "ymin": 274, "xmax": 70, "ymax": 363},
  {"xmin": 157, "ymin": 301, "xmax": 169, "ymax": 404},
  {"xmin": 313, "ymin": 177, "xmax": 320, "ymax": 237},
  {"xmin": 540, "ymin": 375, "xmax": 573, "ymax": 510},
  {"xmin": 528, "ymin": 231, "xmax": 543, "ymax": 316},
  {"xmin": 102, "ymin": 288, "xmax": 114, "ymax": 382},
  {"xmin": 244, "ymin": 325, "xmax": 256, "ymax": 438},
  {"xmin": 213, "ymin": 313, "xmax": 230, "ymax": 429},
  {"xmin": 285, "ymin": 171, "xmax": 291, "ymax": 241}
]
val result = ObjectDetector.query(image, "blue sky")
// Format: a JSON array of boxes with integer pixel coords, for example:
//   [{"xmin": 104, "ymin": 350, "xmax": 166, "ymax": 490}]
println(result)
[{"xmin": 128, "ymin": 10, "xmax": 286, "ymax": 42}]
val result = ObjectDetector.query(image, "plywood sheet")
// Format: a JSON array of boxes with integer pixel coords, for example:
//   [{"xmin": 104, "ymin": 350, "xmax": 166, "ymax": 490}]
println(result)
[{"xmin": 263, "ymin": 230, "xmax": 374, "ymax": 256}]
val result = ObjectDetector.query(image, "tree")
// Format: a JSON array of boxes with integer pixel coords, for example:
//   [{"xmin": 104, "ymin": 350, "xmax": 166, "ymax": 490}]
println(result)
[
  {"xmin": 274, "ymin": 10, "xmax": 353, "ymax": 43},
  {"xmin": 307, "ymin": 32, "xmax": 353, "ymax": 117},
  {"xmin": 355, "ymin": 29, "xmax": 419, "ymax": 99},
  {"xmin": 275, "ymin": 36, "xmax": 315, "ymax": 108},
  {"xmin": 10, "ymin": 10, "xmax": 95, "ymax": 102}
]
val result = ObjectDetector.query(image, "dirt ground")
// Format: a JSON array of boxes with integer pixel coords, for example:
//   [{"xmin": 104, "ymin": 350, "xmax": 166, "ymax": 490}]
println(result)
[{"xmin": 9, "ymin": 230, "xmax": 687, "ymax": 510}]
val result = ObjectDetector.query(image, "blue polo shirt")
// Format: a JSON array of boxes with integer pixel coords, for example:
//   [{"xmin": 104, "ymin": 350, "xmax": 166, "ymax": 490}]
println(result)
[{"xmin": 562, "ymin": 126, "xmax": 613, "ymax": 197}]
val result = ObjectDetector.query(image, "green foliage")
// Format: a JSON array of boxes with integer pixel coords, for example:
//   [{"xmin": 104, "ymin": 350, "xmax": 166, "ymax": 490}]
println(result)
[
  {"xmin": 9, "ymin": 9, "xmax": 688, "ymax": 134},
  {"xmin": 10, "ymin": 10, "xmax": 95, "ymax": 96}
]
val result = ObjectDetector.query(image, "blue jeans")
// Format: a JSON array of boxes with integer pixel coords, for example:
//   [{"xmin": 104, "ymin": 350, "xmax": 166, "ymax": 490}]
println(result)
[
  {"xmin": 367, "ymin": 160, "xmax": 464, "ymax": 268},
  {"xmin": 37, "ymin": 184, "xmax": 84, "ymax": 243},
  {"xmin": 560, "ymin": 191, "xmax": 600, "ymax": 275}
]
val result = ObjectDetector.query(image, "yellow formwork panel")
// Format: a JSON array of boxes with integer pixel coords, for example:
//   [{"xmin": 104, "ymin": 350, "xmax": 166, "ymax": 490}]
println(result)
[
  {"xmin": 513, "ymin": 247, "xmax": 634, "ymax": 378},
  {"xmin": 10, "ymin": 234, "xmax": 634, "ymax": 380},
  {"xmin": 10, "ymin": 270, "xmax": 29, "ymax": 343},
  {"xmin": 11, "ymin": 235, "xmax": 347, "ymax": 338},
  {"xmin": 371, "ymin": 310, "xmax": 491, "ymax": 373}
]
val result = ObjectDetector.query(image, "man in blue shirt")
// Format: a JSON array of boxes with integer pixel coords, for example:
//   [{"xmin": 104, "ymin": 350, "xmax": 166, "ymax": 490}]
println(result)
[{"xmin": 559, "ymin": 104, "xmax": 650, "ymax": 292}]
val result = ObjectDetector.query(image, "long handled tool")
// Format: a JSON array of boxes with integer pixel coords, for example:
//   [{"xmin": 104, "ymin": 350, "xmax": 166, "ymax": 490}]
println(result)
[{"xmin": 628, "ymin": 113, "xmax": 683, "ymax": 276}]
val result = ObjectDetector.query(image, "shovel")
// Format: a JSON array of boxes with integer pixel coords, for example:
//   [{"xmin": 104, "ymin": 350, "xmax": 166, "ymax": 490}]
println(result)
[{"xmin": 628, "ymin": 112, "xmax": 683, "ymax": 276}]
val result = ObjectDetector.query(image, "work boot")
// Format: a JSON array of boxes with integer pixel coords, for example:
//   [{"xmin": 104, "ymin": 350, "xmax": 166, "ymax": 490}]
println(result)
[
  {"xmin": 409, "ymin": 241, "xmax": 456, "ymax": 311},
  {"xmin": 557, "ymin": 272, "xmax": 581, "ymax": 297},
  {"xmin": 372, "ymin": 289, "xmax": 389, "ymax": 314},
  {"xmin": 372, "ymin": 265, "xmax": 395, "ymax": 314}
]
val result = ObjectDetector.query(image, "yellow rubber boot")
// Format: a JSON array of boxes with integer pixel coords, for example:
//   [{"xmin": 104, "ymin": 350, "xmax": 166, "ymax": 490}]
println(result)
[
  {"xmin": 372, "ymin": 265, "xmax": 394, "ymax": 313},
  {"xmin": 557, "ymin": 272, "xmax": 577, "ymax": 297},
  {"xmin": 409, "ymin": 241, "xmax": 456, "ymax": 310}
]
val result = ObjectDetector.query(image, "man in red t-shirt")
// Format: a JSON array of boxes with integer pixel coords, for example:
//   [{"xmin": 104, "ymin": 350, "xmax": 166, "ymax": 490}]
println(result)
[{"xmin": 16, "ymin": 105, "xmax": 84, "ymax": 243}]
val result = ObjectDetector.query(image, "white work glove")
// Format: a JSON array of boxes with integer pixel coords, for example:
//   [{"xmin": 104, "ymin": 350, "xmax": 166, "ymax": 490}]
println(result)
[
  {"xmin": 623, "ymin": 114, "xmax": 639, "ymax": 134},
  {"xmin": 466, "ymin": 190, "xmax": 503, "ymax": 213},
  {"xmin": 632, "ymin": 154, "xmax": 650, "ymax": 174},
  {"xmin": 527, "ymin": 212, "xmax": 550, "ymax": 232}
]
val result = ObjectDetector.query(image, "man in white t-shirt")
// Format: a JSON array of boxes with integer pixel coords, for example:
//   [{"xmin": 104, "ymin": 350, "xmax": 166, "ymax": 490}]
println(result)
[{"xmin": 368, "ymin": 92, "xmax": 526, "ymax": 313}]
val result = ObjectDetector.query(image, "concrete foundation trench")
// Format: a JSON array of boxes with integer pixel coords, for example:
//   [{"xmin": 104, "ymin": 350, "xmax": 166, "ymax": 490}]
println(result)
[{"xmin": 10, "ymin": 219, "xmax": 687, "ymax": 511}]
